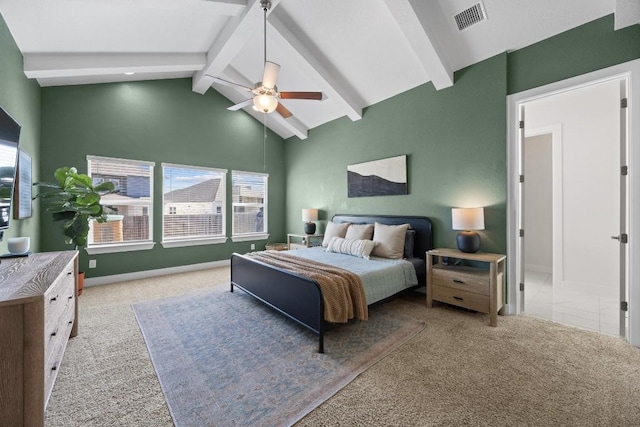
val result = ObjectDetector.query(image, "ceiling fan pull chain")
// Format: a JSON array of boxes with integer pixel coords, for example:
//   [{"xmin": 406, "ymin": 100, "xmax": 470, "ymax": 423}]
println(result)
[{"xmin": 263, "ymin": 113, "xmax": 268, "ymax": 171}]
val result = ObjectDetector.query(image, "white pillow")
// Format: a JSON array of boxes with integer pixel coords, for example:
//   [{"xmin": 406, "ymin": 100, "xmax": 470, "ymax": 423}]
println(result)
[
  {"xmin": 371, "ymin": 222, "xmax": 410, "ymax": 259},
  {"xmin": 322, "ymin": 221, "xmax": 351, "ymax": 247},
  {"xmin": 325, "ymin": 236, "xmax": 376, "ymax": 260},
  {"xmin": 345, "ymin": 223, "xmax": 374, "ymax": 240}
]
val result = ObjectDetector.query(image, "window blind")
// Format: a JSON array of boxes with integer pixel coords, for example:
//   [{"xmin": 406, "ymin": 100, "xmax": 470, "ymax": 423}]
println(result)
[
  {"xmin": 232, "ymin": 170, "xmax": 268, "ymax": 236},
  {"xmin": 163, "ymin": 163, "xmax": 227, "ymax": 241},
  {"xmin": 87, "ymin": 156, "xmax": 154, "ymax": 246}
]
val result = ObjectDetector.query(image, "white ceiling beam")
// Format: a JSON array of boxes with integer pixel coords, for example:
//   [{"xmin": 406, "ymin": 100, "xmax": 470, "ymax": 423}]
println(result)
[
  {"xmin": 214, "ymin": 66, "xmax": 309, "ymax": 139},
  {"xmin": 24, "ymin": 53, "xmax": 205, "ymax": 79},
  {"xmin": 268, "ymin": 9, "xmax": 364, "ymax": 122},
  {"xmin": 383, "ymin": 0, "xmax": 453, "ymax": 90},
  {"xmin": 64, "ymin": 0, "xmax": 247, "ymax": 14},
  {"xmin": 615, "ymin": 0, "xmax": 640, "ymax": 30},
  {"xmin": 192, "ymin": 0, "xmax": 282, "ymax": 94}
]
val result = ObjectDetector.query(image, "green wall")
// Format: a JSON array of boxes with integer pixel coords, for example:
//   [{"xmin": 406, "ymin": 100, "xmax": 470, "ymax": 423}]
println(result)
[
  {"xmin": 285, "ymin": 54, "xmax": 508, "ymax": 254},
  {"xmin": 0, "ymin": 14, "xmax": 41, "ymax": 253},
  {"xmin": 508, "ymin": 15, "xmax": 640, "ymax": 94},
  {"xmin": 40, "ymin": 79, "xmax": 286, "ymax": 277},
  {"xmin": 284, "ymin": 14, "xmax": 640, "ymax": 255}
]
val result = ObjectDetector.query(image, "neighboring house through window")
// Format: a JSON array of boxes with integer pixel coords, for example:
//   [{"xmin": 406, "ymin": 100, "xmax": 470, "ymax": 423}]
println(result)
[
  {"xmin": 162, "ymin": 163, "xmax": 227, "ymax": 247},
  {"xmin": 87, "ymin": 155, "xmax": 155, "ymax": 254},
  {"xmin": 232, "ymin": 170, "xmax": 268, "ymax": 242}
]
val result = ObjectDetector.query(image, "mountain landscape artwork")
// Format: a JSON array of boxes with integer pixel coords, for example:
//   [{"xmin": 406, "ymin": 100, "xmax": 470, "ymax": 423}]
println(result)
[{"xmin": 347, "ymin": 155, "xmax": 407, "ymax": 198}]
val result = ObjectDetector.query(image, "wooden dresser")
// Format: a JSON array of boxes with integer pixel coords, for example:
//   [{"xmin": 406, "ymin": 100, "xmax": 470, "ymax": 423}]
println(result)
[{"xmin": 0, "ymin": 251, "xmax": 79, "ymax": 427}]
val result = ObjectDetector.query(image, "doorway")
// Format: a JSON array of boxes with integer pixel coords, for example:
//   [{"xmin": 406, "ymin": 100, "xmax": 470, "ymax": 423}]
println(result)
[
  {"xmin": 506, "ymin": 59, "xmax": 640, "ymax": 347},
  {"xmin": 522, "ymin": 78, "xmax": 620, "ymax": 336}
]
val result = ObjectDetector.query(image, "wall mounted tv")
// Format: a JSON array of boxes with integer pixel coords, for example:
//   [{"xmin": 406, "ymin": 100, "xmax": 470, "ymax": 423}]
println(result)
[{"xmin": 0, "ymin": 105, "xmax": 21, "ymax": 234}]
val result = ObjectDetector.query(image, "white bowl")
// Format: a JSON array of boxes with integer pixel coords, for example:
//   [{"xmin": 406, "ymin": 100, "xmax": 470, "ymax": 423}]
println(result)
[{"xmin": 8, "ymin": 237, "xmax": 30, "ymax": 254}]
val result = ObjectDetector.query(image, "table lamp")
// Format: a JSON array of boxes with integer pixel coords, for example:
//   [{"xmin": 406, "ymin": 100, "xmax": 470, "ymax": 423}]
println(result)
[
  {"xmin": 451, "ymin": 207, "xmax": 484, "ymax": 253},
  {"xmin": 302, "ymin": 208, "xmax": 318, "ymax": 234}
]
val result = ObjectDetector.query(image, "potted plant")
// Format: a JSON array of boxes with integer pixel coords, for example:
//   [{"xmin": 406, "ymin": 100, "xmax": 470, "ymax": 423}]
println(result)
[{"xmin": 33, "ymin": 166, "xmax": 115, "ymax": 294}]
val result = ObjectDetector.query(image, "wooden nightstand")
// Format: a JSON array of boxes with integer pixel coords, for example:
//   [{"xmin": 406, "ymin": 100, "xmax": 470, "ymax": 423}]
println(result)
[
  {"xmin": 287, "ymin": 233, "xmax": 324, "ymax": 250},
  {"xmin": 426, "ymin": 248, "xmax": 506, "ymax": 326}
]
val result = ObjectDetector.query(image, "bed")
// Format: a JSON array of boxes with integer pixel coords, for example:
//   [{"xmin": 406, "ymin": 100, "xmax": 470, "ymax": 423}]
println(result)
[{"xmin": 230, "ymin": 214, "xmax": 434, "ymax": 352}]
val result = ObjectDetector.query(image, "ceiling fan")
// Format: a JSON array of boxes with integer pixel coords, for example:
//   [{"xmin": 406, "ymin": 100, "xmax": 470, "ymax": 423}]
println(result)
[{"xmin": 207, "ymin": 0, "xmax": 323, "ymax": 119}]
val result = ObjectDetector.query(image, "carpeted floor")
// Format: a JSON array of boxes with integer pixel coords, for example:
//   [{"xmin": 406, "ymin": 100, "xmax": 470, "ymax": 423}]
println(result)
[
  {"xmin": 46, "ymin": 266, "xmax": 640, "ymax": 426},
  {"xmin": 133, "ymin": 289, "xmax": 425, "ymax": 426}
]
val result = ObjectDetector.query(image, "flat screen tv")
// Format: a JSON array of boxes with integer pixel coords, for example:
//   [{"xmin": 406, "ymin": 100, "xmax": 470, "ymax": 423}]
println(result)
[{"xmin": 0, "ymin": 106, "xmax": 21, "ymax": 234}]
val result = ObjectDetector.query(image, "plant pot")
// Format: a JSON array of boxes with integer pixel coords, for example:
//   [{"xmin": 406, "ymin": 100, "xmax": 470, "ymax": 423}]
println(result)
[{"xmin": 78, "ymin": 271, "xmax": 85, "ymax": 296}]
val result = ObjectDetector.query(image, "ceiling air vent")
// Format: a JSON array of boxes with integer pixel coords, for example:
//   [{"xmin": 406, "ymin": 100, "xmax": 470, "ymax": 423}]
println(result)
[{"xmin": 454, "ymin": 2, "xmax": 487, "ymax": 31}]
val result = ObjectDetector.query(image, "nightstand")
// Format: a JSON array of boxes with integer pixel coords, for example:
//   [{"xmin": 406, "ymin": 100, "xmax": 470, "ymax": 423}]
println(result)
[
  {"xmin": 287, "ymin": 233, "xmax": 324, "ymax": 250},
  {"xmin": 426, "ymin": 248, "xmax": 506, "ymax": 326}
]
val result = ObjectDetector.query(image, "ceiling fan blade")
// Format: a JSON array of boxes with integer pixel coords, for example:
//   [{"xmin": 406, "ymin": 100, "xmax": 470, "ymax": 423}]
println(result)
[
  {"xmin": 262, "ymin": 61, "xmax": 280, "ymax": 89},
  {"xmin": 279, "ymin": 91, "xmax": 323, "ymax": 100},
  {"xmin": 275, "ymin": 102, "xmax": 292, "ymax": 119},
  {"xmin": 208, "ymin": 76, "xmax": 252, "ymax": 92},
  {"xmin": 227, "ymin": 99, "xmax": 254, "ymax": 111}
]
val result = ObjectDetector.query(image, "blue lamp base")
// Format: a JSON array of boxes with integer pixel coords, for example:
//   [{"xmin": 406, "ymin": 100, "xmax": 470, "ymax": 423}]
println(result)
[
  {"xmin": 304, "ymin": 222, "xmax": 316, "ymax": 235},
  {"xmin": 456, "ymin": 231, "xmax": 480, "ymax": 253}
]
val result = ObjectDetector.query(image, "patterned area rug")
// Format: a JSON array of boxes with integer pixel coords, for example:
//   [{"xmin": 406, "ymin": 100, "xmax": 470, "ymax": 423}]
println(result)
[{"xmin": 133, "ymin": 289, "xmax": 425, "ymax": 427}]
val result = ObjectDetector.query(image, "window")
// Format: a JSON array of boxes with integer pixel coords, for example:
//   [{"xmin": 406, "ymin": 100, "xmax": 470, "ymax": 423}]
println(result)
[
  {"xmin": 87, "ymin": 155, "xmax": 154, "ymax": 254},
  {"xmin": 162, "ymin": 163, "xmax": 227, "ymax": 247},
  {"xmin": 232, "ymin": 170, "xmax": 268, "ymax": 241}
]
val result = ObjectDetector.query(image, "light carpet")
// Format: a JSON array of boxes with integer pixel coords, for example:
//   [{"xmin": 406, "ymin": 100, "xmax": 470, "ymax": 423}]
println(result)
[{"xmin": 132, "ymin": 288, "xmax": 426, "ymax": 427}]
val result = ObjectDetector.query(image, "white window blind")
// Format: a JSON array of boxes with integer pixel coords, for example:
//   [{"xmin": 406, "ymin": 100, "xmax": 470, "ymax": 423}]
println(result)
[
  {"xmin": 87, "ymin": 156, "xmax": 154, "ymax": 247},
  {"xmin": 162, "ymin": 163, "xmax": 226, "ymax": 242},
  {"xmin": 232, "ymin": 170, "xmax": 267, "ymax": 237}
]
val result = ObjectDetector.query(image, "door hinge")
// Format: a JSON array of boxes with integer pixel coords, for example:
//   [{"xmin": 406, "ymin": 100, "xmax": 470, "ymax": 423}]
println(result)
[
  {"xmin": 519, "ymin": 175, "xmax": 524, "ymax": 183},
  {"xmin": 519, "ymin": 229, "xmax": 524, "ymax": 237},
  {"xmin": 519, "ymin": 120, "xmax": 524, "ymax": 129},
  {"xmin": 621, "ymin": 98, "xmax": 628, "ymax": 109},
  {"xmin": 622, "ymin": 166, "xmax": 628, "ymax": 176},
  {"xmin": 621, "ymin": 301, "xmax": 628, "ymax": 312},
  {"xmin": 520, "ymin": 282, "xmax": 525, "ymax": 292}
]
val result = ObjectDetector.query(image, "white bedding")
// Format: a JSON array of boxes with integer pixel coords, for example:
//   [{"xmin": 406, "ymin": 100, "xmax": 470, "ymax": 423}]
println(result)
[{"xmin": 283, "ymin": 246, "xmax": 418, "ymax": 304}]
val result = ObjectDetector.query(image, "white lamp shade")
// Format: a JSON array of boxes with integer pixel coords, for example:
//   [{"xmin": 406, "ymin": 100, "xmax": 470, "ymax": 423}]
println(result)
[
  {"xmin": 253, "ymin": 94, "xmax": 278, "ymax": 113},
  {"xmin": 451, "ymin": 207, "xmax": 485, "ymax": 231},
  {"xmin": 301, "ymin": 208, "xmax": 318, "ymax": 222}
]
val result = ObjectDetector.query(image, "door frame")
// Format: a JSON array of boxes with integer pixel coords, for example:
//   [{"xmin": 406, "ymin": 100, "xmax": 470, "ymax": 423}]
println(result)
[
  {"xmin": 524, "ymin": 124, "xmax": 563, "ymax": 286},
  {"xmin": 506, "ymin": 59, "xmax": 640, "ymax": 347}
]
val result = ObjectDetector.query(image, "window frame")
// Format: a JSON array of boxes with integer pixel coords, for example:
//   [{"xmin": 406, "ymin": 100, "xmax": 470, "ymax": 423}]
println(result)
[
  {"xmin": 161, "ymin": 162, "xmax": 228, "ymax": 248},
  {"xmin": 231, "ymin": 170, "xmax": 269, "ymax": 242},
  {"xmin": 85, "ymin": 155, "xmax": 155, "ymax": 255}
]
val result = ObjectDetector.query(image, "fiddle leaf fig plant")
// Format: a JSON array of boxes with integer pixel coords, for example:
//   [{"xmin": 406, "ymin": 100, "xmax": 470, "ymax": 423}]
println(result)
[{"xmin": 33, "ymin": 166, "xmax": 115, "ymax": 248}]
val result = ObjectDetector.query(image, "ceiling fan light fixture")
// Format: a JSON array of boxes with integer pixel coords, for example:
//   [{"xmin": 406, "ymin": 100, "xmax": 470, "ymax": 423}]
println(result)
[{"xmin": 253, "ymin": 94, "xmax": 278, "ymax": 113}]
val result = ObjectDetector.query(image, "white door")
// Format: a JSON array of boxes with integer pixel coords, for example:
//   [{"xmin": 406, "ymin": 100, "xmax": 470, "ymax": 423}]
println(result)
[{"xmin": 518, "ymin": 77, "xmax": 627, "ymax": 337}]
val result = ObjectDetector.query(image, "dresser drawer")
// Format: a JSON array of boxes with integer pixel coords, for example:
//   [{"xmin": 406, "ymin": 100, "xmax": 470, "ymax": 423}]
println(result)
[
  {"xmin": 432, "ymin": 284, "xmax": 490, "ymax": 313},
  {"xmin": 432, "ymin": 265, "xmax": 489, "ymax": 296}
]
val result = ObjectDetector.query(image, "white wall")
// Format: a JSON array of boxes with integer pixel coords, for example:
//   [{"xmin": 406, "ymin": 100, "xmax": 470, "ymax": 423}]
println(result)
[
  {"xmin": 524, "ymin": 133, "xmax": 553, "ymax": 273},
  {"xmin": 525, "ymin": 79, "xmax": 620, "ymax": 295}
]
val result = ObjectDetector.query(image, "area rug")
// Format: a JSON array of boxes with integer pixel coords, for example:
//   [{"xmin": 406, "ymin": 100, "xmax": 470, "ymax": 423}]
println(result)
[{"xmin": 132, "ymin": 289, "xmax": 425, "ymax": 427}]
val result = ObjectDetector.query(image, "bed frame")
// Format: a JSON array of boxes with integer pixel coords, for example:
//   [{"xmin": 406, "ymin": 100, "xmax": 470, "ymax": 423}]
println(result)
[{"xmin": 230, "ymin": 214, "xmax": 434, "ymax": 353}]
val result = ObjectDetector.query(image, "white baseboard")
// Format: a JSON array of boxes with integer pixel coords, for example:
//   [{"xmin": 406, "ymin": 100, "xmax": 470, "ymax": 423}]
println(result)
[
  {"xmin": 84, "ymin": 259, "xmax": 231, "ymax": 287},
  {"xmin": 525, "ymin": 264, "xmax": 552, "ymax": 274}
]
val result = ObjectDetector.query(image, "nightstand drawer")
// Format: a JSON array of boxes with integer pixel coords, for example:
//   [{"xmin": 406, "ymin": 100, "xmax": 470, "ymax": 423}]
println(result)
[
  {"xmin": 432, "ymin": 265, "xmax": 489, "ymax": 296},
  {"xmin": 432, "ymin": 285, "xmax": 490, "ymax": 313}
]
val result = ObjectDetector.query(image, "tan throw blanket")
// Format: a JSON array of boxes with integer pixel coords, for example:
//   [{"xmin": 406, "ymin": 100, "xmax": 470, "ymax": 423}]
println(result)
[{"xmin": 248, "ymin": 251, "xmax": 368, "ymax": 323}]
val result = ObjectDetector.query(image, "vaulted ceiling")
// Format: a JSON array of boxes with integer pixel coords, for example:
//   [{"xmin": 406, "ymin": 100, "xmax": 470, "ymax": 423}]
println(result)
[{"xmin": 0, "ymin": 0, "xmax": 637, "ymax": 140}]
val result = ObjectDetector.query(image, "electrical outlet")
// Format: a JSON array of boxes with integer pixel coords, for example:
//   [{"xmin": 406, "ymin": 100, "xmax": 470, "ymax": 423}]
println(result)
[
  {"xmin": 250, "ymin": 244, "xmax": 256, "ymax": 250},
  {"xmin": 89, "ymin": 259, "xmax": 97, "ymax": 268}
]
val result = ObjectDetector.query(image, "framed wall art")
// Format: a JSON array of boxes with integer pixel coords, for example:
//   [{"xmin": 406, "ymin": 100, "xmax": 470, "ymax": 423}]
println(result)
[
  {"xmin": 13, "ymin": 149, "xmax": 32, "ymax": 219},
  {"xmin": 347, "ymin": 154, "xmax": 407, "ymax": 198}
]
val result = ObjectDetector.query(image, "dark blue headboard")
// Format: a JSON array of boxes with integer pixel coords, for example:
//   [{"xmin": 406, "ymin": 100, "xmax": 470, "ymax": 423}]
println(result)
[{"xmin": 331, "ymin": 214, "xmax": 434, "ymax": 260}]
